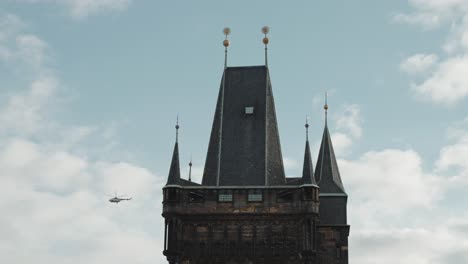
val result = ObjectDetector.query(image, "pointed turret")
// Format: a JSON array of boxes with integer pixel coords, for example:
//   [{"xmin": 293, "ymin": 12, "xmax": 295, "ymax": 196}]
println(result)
[
  {"xmin": 166, "ymin": 118, "xmax": 181, "ymax": 185},
  {"xmin": 314, "ymin": 94, "xmax": 346, "ymax": 193},
  {"xmin": 315, "ymin": 94, "xmax": 348, "ymax": 227},
  {"xmin": 302, "ymin": 118, "xmax": 316, "ymax": 185}
]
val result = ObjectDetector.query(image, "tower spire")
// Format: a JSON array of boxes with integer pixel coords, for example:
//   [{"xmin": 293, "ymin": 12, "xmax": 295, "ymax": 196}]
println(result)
[
  {"xmin": 166, "ymin": 117, "xmax": 181, "ymax": 185},
  {"xmin": 223, "ymin": 27, "xmax": 230, "ymax": 69},
  {"xmin": 324, "ymin": 91, "xmax": 329, "ymax": 126},
  {"xmin": 262, "ymin": 26, "xmax": 270, "ymax": 66},
  {"xmin": 314, "ymin": 94, "xmax": 346, "ymax": 193},
  {"xmin": 175, "ymin": 115, "xmax": 179, "ymax": 143},
  {"xmin": 302, "ymin": 116, "xmax": 316, "ymax": 185}
]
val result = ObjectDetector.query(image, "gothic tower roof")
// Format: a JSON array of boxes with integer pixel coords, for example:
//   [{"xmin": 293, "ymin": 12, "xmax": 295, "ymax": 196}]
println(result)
[
  {"xmin": 166, "ymin": 120, "xmax": 181, "ymax": 185},
  {"xmin": 302, "ymin": 140, "xmax": 316, "ymax": 185},
  {"xmin": 202, "ymin": 65, "xmax": 286, "ymax": 186},
  {"xmin": 166, "ymin": 141, "xmax": 181, "ymax": 185},
  {"xmin": 314, "ymin": 122, "xmax": 346, "ymax": 193}
]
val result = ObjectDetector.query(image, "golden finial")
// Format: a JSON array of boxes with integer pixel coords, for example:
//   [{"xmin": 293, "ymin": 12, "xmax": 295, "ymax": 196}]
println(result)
[
  {"xmin": 223, "ymin": 27, "xmax": 230, "ymax": 47},
  {"xmin": 262, "ymin": 26, "xmax": 270, "ymax": 66},
  {"xmin": 223, "ymin": 27, "xmax": 230, "ymax": 68},
  {"xmin": 262, "ymin": 26, "xmax": 270, "ymax": 45}
]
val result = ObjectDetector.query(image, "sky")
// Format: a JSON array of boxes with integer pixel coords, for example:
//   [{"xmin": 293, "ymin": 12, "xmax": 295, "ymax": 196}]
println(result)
[{"xmin": 1, "ymin": 0, "xmax": 468, "ymax": 263}]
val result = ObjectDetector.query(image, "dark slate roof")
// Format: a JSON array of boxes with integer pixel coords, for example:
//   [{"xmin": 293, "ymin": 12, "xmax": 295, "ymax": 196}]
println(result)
[
  {"xmin": 202, "ymin": 66, "xmax": 286, "ymax": 186},
  {"xmin": 286, "ymin": 177, "xmax": 302, "ymax": 185},
  {"xmin": 179, "ymin": 178, "xmax": 201, "ymax": 186},
  {"xmin": 166, "ymin": 142, "xmax": 181, "ymax": 185},
  {"xmin": 302, "ymin": 140, "xmax": 316, "ymax": 185},
  {"xmin": 314, "ymin": 123, "xmax": 346, "ymax": 193}
]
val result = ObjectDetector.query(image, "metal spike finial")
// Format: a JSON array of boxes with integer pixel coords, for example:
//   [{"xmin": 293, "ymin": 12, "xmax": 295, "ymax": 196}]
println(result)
[
  {"xmin": 262, "ymin": 26, "xmax": 270, "ymax": 66},
  {"xmin": 305, "ymin": 115, "xmax": 310, "ymax": 141},
  {"xmin": 188, "ymin": 154, "xmax": 193, "ymax": 182},
  {"xmin": 324, "ymin": 92, "xmax": 329, "ymax": 126},
  {"xmin": 223, "ymin": 27, "xmax": 231, "ymax": 68},
  {"xmin": 175, "ymin": 115, "xmax": 180, "ymax": 143}
]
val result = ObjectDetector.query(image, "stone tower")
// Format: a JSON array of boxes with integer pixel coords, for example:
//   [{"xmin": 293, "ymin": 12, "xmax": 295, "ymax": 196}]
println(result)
[{"xmin": 162, "ymin": 29, "xmax": 349, "ymax": 264}]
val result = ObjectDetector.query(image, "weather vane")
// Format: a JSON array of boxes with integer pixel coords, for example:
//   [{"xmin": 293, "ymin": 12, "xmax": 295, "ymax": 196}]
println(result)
[
  {"xmin": 262, "ymin": 26, "xmax": 270, "ymax": 66},
  {"xmin": 223, "ymin": 27, "xmax": 231, "ymax": 68}
]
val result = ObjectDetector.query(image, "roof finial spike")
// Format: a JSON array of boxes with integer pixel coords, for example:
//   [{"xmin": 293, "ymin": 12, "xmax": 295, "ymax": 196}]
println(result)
[
  {"xmin": 175, "ymin": 115, "xmax": 180, "ymax": 143},
  {"xmin": 262, "ymin": 26, "xmax": 270, "ymax": 66},
  {"xmin": 223, "ymin": 27, "xmax": 231, "ymax": 69},
  {"xmin": 324, "ymin": 91, "xmax": 329, "ymax": 126},
  {"xmin": 188, "ymin": 154, "xmax": 193, "ymax": 182},
  {"xmin": 305, "ymin": 114, "xmax": 310, "ymax": 141}
]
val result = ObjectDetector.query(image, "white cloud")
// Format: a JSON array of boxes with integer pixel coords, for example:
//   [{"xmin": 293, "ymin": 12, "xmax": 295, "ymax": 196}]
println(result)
[
  {"xmin": 412, "ymin": 54, "xmax": 468, "ymax": 104},
  {"xmin": 330, "ymin": 132, "xmax": 353, "ymax": 155},
  {"xmin": 0, "ymin": 75, "xmax": 59, "ymax": 135},
  {"xmin": 352, "ymin": 223, "xmax": 468, "ymax": 264},
  {"xmin": 393, "ymin": 12, "xmax": 442, "ymax": 29},
  {"xmin": 342, "ymin": 149, "xmax": 442, "ymax": 216},
  {"xmin": 0, "ymin": 13, "xmax": 166, "ymax": 264},
  {"xmin": 17, "ymin": 0, "xmax": 133, "ymax": 19},
  {"xmin": 67, "ymin": 0, "xmax": 132, "ymax": 18},
  {"xmin": 341, "ymin": 116, "xmax": 468, "ymax": 263},
  {"xmin": 400, "ymin": 53, "xmax": 439, "ymax": 74},
  {"xmin": 398, "ymin": 1, "xmax": 468, "ymax": 104},
  {"xmin": 334, "ymin": 104, "xmax": 362, "ymax": 139},
  {"xmin": 436, "ymin": 132, "xmax": 468, "ymax": 183}
]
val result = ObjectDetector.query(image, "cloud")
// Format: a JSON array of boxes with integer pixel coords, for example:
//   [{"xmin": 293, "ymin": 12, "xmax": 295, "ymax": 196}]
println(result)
[
  {"xmin": 400, "ymin": 53, "xmax": 439, "ymax": 75},
  {"xmin": 411, "ymin": 54, "xmax": 468, "ymax": 104},
  {"xmin": 0, "ymin": 75, "xmax": 59, "ymax": 135},
  {"xmin": 334, "ymin": 104, "xmax": 362, "ymax": 139},
  {"xmin": 436, "ymin": 131, "xmax": 468, "ymax": 183},
  {"xmin": 0, "ymin": 13, "xmax": 166, "ymax": 264},
  {"xmin": 393, "ymin": 12, "xmax": 442, "ymax": 29},
  {"xmin": 342, "ymin": 149, "xmax": 442, "ymax": 216},
  {"xmin": 397, "ymin": 1, "xmax": 468, "ymax": 104},
  {"xmin": 16, "ymin": 0, "xmax": 133, "ymax": 19},
  {"xmin": 341, "ymin": 116, "xmax": 468, "ymax": 263},
  {"xmin": 352, "ymin": 223, "xmax": 468, "ymax": 264}
]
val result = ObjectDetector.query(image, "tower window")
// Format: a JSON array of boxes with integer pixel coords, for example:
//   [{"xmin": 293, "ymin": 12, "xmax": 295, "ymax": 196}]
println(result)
[
  {"xmin": 245, "ymin": 106, "xmax": 254, "ymax": 114},
  {"xmin": 248, "ymin": 193, "xmax": 263, "ymax": 202},
  {"xmin": 218, "ymin": 194, "xmax": 233, "ymax": 202}
]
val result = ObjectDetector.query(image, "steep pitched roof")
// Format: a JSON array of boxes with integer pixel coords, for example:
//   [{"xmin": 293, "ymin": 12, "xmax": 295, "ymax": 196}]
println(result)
[
  {"xmin": 166, "ymin": 142, "xmax": 181, "ymax": 185},
  {"xmin": 314, "ymin": 124, "xmax": 346, "ymax": 193},
  {"xmin": 302, "ymin": 140, "xmax": 316, "ymax": 185},
  {"xmin": 202, "ymin": 66, "xmax": 286, "ymax": 186}
]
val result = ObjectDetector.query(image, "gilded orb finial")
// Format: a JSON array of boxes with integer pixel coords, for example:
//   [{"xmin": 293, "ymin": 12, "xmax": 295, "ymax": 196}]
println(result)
[
  {"xmin": 223, "ymin": 27, "xmax": 230, "ymax": 47},
  {"xmin": 262, "ymin": 26, "xmax": 270, "ymax": 45},
  {"xmin": 223, "ymin": 27, "xmax": 231, "ymax": 36}
]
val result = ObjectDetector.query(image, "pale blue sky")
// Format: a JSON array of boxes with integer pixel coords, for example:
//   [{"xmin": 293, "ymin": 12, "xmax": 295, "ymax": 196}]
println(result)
[{"xmin": 1, "ymin": 1, "xmax": 468, "ymax": 263}]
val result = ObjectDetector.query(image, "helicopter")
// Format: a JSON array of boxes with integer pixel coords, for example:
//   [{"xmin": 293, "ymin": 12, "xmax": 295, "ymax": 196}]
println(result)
[{"xmin": 108, "ymin": 192, "xmax": 132, "ymax": 204}]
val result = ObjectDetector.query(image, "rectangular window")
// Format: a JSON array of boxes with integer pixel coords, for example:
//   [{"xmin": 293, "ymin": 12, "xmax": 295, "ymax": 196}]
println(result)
[
  {"xmin": 245, "ymin": 106, "xmax": 254, "ymax": 114},
  {"xmin": 248, "ymin": 193, "xmax": 263, "ymax": 202},
  {"xmin": 218, "ymin": 194, "xmax": 233, "ymax": 202}
]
